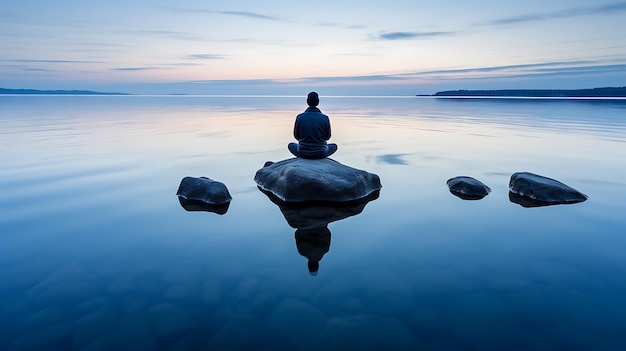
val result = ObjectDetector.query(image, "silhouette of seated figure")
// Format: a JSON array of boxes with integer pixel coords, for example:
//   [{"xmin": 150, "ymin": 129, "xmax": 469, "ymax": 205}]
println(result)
[
  {"xmin": 288, "ymin": 92, "xmax": 338, "ymax": 159},
  {"xmin": 295, "ymin": 227, "xmax": 331, "ymax": 276},
  {"xmin": 258, "ymin": 187, "xmax": 379, "ymax": 276}
]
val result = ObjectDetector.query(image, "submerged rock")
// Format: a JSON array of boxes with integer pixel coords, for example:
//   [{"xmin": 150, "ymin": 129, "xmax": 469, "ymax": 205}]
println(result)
[
  {"xmin": 267, "ymin": 298, "xmax": 327, "ymax": 348},
  {"xmin": 176, "ymin": 176, "xmax": 231, "ymax": 214},
  {"xmin": 509, "ymin": 172, "xmax": 587, "ymax": 207},
  {"xmin": 148, "ymin": 303, "xmax": 194, "ymax": 338},
  {"xmin": 254, "ymin": 158, "xmax": 381, "ymax": 202},
  {"xmin": 446, "ymin": 176, "xmax": 491, "ymax": 200}
]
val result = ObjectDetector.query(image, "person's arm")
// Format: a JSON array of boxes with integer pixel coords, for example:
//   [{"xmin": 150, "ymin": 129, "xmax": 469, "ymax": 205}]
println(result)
[
  {"xmin": 324, "ymin": 116, "xmax": 332, "ymax": 140},
  {"xmin": 293, "ymin": 115, "xmax": 301, "ymax": 140}
]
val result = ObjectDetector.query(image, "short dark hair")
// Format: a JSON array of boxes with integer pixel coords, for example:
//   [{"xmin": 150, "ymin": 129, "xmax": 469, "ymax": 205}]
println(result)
[{"xmin": 307, "ymin": 92, "xmax": 319, "ymax": 106}]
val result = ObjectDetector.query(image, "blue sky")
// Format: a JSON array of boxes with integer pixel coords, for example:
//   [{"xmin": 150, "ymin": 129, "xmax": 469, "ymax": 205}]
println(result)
[{"xmin": 1, "ymin": 0, "xmax": 625, "ymax": 95}]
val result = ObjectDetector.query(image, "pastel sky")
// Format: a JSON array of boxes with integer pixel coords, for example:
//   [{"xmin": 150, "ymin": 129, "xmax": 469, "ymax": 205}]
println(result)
[{"xmin": 2, "ymin": 0, "xmax": 625, "ymax": 95}]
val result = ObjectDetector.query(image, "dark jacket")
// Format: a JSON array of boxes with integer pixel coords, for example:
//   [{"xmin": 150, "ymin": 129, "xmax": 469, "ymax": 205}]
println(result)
[{"xmin": 293, "ymin": 107, "xmax": 331, "ymax": 156}]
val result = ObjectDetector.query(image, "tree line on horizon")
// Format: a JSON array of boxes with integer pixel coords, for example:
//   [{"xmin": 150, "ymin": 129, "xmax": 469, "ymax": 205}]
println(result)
[
  {"xmin": 2, "ymin": 86, "xmax": 626, "ymax": 97},
  {"xmin": 432, "ymin": 86, "xmax": 626, "ymax": 97},
  {"xmin": 0, "ymin": 88, "xmax": 126, "ymax": 95}
]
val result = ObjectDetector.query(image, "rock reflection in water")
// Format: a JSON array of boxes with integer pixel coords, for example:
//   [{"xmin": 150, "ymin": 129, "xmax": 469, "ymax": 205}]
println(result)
[
  {"xmin": 259, "ymin": 189, "xmax": 379, "ymax": 275},
  {"xmin": 508, "ymin": 191, "xmax": 580, "ymax": 208},
  {"xmin": 177, "ymin": 197, "xmax": 230, "ymax": 215}
]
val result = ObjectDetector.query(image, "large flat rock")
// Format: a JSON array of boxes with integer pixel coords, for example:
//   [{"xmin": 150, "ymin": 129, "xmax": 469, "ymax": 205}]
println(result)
[{"xmin": 254, "ymin": 158, "xmax": 382, "ymax": 202}]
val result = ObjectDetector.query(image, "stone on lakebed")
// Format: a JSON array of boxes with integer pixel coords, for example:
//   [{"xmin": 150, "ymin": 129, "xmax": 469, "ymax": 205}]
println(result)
[
  {"xmin": 446, "ymin": 176, "xmax": 491, "ymax": 200},
  {"xmin": 254, "ymin": 158, "xmax": 382, "ymax": 202},
  {"xmin": 509, "ymin": 172, "xmax": 587, "ymax": 207}
]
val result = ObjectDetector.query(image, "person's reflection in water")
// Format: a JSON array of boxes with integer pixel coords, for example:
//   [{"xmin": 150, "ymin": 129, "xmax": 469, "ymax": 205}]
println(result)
[
  {"xmin": 258, "ymin": 188, "xmax": 379, "ymax": 276},
  {"xmin": 295, "ymin": 226, "xmax": 331, "ymax": 276}
]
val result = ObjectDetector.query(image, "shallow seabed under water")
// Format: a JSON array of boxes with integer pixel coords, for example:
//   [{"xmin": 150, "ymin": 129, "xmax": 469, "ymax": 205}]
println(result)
[{"xmin": 1, "ymin": 95, "xmax": 626, "ymax": 350}]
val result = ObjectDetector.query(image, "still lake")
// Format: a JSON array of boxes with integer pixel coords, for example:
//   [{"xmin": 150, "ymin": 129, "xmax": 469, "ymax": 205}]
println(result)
[{"xmin": 1, "ymin": 95, "xmax": 626, "ymax": 350}]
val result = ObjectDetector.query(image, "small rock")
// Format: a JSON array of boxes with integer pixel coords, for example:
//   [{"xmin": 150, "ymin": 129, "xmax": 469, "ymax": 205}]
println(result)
[
  {"xmin": 209, "ymin": 315, "xmax": 267, "ymax": 350},
  {"xmin": 148, "ymin": 303, "xmax": 194, "ymax": 339},
  {"xmin": 108, "ymin": 277, "xmax": 136, "ymax": 294},
  {"xmin": 109, "ymin": 314, "xmax": 156, "ymax": 350},
  {"xmin": 201, "ymin": 279, "xmax": 223, "ymax": 306},
  {"xmin": 176, "ymin": 176, "xmax": 232, "ymax": 204},
  {"xmin": 10, "ymin": 323, "xmax": 72, "ymax": 350},
  {"xmin": 163, "ymin": 285, "xmax": 198, "ymax": 302},
  {"xmin": 72, "ymin": 306, "xmax": 118, "ymax": 350},
  {"xmin": 267, "ymin": 298, "xmax": 328, "ymax": 349},
  {"xmin": 26, "ymin": 263, "xmax": 97, "ymax": 305},
  {"xmin": 356, "ymin": 269, "xmax": 416, "ymax": 317},
  {"xmin": 326, "ymin": 313, "xmax": 419, "ymax": 350},
  {"xmin": 206, "ymin": 260, "xmax": 246, "ymax": 279},
  {"xmin": 22, "ymin": 307, "xmax": 66, "ymax": 328},
  {"xmin": 446, "ymin": 176, "xmax": 491, "ymax": 200},
  {"xmin": 81, "ymin": 337, "xmax": 110, "ymax": 351},
  {"xmin": 509, "ymin": 172, "xmax": 587, "ymax": 207}
]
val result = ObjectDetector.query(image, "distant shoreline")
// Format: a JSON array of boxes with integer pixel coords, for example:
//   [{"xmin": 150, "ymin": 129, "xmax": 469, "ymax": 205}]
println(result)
[
  {"xmin": 428, "ymin": 86, "xmax": 626, "ymax": 98},
  {"xmin": 3, "ymin": 86, "xmax": 626, "ymax": 98},
  {"xmin": 0, "ymin": 88, "xmax": 127, "ymax": 95}
]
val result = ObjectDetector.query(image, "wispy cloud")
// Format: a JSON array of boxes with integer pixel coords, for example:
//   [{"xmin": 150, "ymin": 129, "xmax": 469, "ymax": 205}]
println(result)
[
  {"xmin": 122, "ymin": 30, "xmax": 206, "ymax": 41},
  {"xmin": 21, "ymin": 68, "xmax": 55, "ymax": 72},
  {"xmin": 214, "ymin": 10, "xmax": 282, "ymax": 21},
  {"xmin": 522, "ymin": 63, "xmax": 626, "ymax": 76},
  {"xmin": 185, "ymin": 54, "xmax": 225, "ymax": 60},
  {"xmin": 319, "ymin": 61, "xmax": 626, "ymax": 84},
  {"xmin": 189, "ymin": 78, "xmax": 280, "ymax": 85},
  {"xmin": 409, "ymin": 61, "xmax": 596, "ymax": 76},
  {"xmin": 0, "ymin": 59, "xmax": 104, "ymax": 64},
  {"xmin": 79, "ymin": 42, "xmax": 130, "ymax": 48},
  {"xmin": 489, "ymin": 2, "xmax": 626, "ymax": 25},
  {"xmin": 161, "ymin": 62, "xmax": 204, "ymax": 67},
  {"xmin": 396, "ymin": 61, "xmax": 626, "ymax": 82},
  {"xmin": 167, "ymin": 7, "xmax": 283, "ymax": 22},
  {"xmin": 182, "ymin": 60, "xmax": 626, "ymax": 87},
  {"xmin": 133, "ymin": 59, "xmax": 626, "ymax": 94},
  {"xmin": 376, "ymin": 31, "xmax": 453, "ymax": 40},
  {"xmin": 318, "ymin": 22, "xmax": 367, "ymax": 30},
  {"xmin": 113, "ymin": 67, "xmax": 170, "ymax": 71}
]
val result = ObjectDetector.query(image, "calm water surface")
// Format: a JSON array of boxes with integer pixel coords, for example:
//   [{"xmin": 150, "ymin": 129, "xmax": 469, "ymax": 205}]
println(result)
[{"xmin": 1, "ymin": 96, "xmax": 626, "ymax": 350}]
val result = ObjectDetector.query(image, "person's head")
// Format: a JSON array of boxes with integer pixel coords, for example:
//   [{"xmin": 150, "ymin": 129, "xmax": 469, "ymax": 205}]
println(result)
[{"xmin": 306, "ymin": 92, "xmax": 319, "ymax": 107}]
